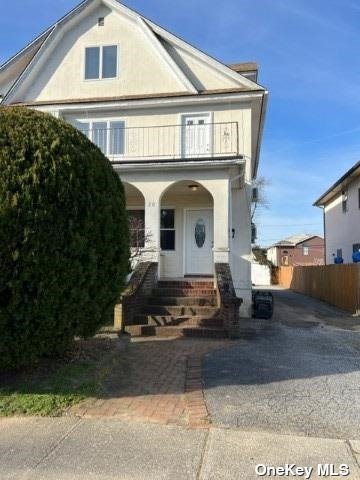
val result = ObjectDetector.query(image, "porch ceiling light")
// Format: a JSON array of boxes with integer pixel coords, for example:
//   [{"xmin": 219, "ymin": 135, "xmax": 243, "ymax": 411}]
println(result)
[{"xmin": 188, "ymin": 184, "xmax": 198, "ymax": 192}]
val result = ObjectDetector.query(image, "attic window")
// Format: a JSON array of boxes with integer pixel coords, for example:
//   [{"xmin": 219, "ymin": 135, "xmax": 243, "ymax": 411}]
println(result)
[
  {"xmin": 98, "ymin": 17, "xmax": 104, "ymax": 26},
  {"xmin": 85, "ymin": 45, "xmax": 118, "ymax": 80}
]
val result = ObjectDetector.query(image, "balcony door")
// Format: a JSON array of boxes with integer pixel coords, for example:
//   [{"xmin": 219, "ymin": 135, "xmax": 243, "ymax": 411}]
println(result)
[{"xmin": 182, "ymin": 114, "xmax": 211, "ymax": 157}]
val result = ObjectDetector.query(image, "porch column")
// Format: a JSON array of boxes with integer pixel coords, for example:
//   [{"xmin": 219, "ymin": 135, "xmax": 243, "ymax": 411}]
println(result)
[
  {"xmin": 144, "ymin": 194, "xmax": 161, "ymax": 264},
  {"xmin": 212, "ymin": 181, "xmax": 230, "ymax": 264}
]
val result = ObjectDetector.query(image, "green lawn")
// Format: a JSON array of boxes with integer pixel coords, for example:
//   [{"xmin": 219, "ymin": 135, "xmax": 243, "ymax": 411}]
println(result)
[{"xmin": 0, "ymin": 337, "xmax": 119, "ymax": 417}]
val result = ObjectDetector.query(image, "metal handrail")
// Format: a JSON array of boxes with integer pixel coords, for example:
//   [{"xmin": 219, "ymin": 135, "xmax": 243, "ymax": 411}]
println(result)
[{"xmin": 74, "ymin": 121, "xmax": 239, "ymax": 161}]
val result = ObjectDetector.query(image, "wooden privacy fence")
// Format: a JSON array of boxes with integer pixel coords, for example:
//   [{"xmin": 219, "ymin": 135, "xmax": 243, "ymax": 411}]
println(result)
[{"xmin": 277, "ymin": 264, "xmax": 360, "ymax": 315}]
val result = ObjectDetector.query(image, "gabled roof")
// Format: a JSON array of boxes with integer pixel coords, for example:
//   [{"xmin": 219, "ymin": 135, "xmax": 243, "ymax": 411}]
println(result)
[
  {"xmin": 0, "ymin": 0, "xmax": 268, "ymax": 179},
  {"xmin": 1, "ymin": 0, "xmax": 265, "ymax": 105},
  {"xmin": 269, "ymin": 234, "xmax": 322, "ymax": 248},
  {"xmin": 0, "ymin": 0, "xmax": 92, "ymax": 91},
  {"xmin": 314, "ymin": 160, "xmax": 360, "ymax": 207}
]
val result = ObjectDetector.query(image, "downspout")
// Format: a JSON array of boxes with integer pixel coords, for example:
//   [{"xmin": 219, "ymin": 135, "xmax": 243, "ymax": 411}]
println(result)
[
  {"xmin": 322, "ymin": 206, "xmax": 327, "ymax": 265},
  {"xmin": 228, "ymin": 168, "xmax": 246, "ymax": 268}
]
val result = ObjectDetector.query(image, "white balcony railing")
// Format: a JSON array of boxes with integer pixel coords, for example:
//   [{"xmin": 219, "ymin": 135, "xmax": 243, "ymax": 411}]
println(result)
[{"xmin": 74, "ymin": 121, "xmax": 239, "ymax": 162}]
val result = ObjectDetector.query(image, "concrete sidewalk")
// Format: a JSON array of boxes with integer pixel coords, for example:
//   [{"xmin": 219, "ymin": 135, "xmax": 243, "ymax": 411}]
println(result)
[{"xmin": 0, "ymin": 418, "xmax": 359, "ymax": 480}]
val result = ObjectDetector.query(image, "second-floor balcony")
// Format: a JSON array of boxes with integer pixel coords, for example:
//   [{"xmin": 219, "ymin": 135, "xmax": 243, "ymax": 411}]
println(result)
[{"xmin": 72, "ymin": 121, "xmax": 239, "ymax": 162}]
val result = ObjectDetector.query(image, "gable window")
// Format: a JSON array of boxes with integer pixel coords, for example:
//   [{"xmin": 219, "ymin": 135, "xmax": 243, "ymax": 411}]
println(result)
[
  {"xmin": 71, "ymin": 119, "xmax": 125, "ymax": 156},
  {"xmin": 303, "ymin": 245, "xmax": 309, "ymax": 256},
  {"xmin": 85, "ymin": 45, "xmax": 118, "ymax": 80},
  {"xmin": 102, "ymin": 46, "xmax": 117, "ymax": 78},
  {"xmin": 85, "ymin": 47, "xmax": 100, "ymax": 80},
  {"xmin": 160, "ymin": 209, "xmax": 175, "ymax": 251}
]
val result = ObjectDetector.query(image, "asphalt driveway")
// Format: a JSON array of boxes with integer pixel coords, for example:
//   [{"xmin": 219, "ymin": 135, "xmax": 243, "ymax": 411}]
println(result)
[{"xmin": 203, "ymin": 287, "xmax": 360, "ymax": 439}]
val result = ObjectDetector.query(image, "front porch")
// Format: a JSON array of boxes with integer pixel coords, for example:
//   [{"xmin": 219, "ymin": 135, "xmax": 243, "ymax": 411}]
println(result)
[
  {"xmin": 123, "ymin": 176, "xmax": 231, "ymax": 277},
  {"xmin": 116, "ymin": 160, "xmax": 252, "ymax": 318}
]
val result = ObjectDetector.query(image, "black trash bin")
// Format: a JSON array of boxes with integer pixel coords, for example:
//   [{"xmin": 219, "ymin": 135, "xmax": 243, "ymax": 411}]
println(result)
[{"xmin": 252, "ymin": 290, "xmax": 274, "ymax": 319}]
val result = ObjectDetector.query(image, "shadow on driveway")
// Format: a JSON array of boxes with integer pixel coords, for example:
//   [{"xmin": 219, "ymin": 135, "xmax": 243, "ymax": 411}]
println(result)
[{"xmin": 203, "ymin": 288, "xmax": 360, "ymax": 439}]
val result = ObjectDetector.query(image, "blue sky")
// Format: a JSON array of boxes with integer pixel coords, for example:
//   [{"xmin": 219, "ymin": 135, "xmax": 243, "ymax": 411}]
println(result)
[{"xmin": 1, "ymin": 0, "xmax": 359, "ymax": 246}]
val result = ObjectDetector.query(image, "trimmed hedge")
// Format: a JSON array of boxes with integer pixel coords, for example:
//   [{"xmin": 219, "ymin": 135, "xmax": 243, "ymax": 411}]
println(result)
[{"xmin": 0, "ymin": 107, "xmax": 129, "ymax": 370}]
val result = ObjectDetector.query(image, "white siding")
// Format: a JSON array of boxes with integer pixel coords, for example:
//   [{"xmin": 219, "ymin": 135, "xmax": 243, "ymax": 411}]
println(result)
[{"xmin": 324, "ymin": 176, "xmax": 360, "ymax": 264}]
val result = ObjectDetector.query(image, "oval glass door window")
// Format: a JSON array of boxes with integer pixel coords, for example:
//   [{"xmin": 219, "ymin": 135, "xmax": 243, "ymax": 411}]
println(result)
[{"xmin": 195, "ymin": 219, "xmax": 206, "ymax": 248}]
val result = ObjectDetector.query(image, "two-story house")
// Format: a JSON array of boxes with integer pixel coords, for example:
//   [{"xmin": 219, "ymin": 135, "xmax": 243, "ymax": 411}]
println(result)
[
  {"xmin": 314, "ymin": 161, "xmax": 360, "ymax": 264},
  {"xmin": 266, "ymin": 234, "xmax": 325, "ymax": 267},
  {"xmin": 0, "ymin": 0, "xmax": 268, "ymax": 327}
]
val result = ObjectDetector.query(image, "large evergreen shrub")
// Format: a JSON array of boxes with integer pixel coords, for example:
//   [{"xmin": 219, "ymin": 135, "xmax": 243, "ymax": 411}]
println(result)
[{"xmin": 0, "ymin": 107, "xmax": 129, "ymax": 370}]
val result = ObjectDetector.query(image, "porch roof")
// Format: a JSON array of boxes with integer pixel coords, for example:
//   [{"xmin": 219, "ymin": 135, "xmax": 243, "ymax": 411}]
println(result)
[{"xmin": 112, "ymin": 157, "xmax": 245, "ymax": 172}]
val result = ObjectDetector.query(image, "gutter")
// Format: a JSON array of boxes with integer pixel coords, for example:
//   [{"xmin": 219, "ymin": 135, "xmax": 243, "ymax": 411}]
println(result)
[
  {"xmin": 17, "ymin": 91, "xmax": 265, "ymax": 111},
  {"xmin": 253, "ymin": 90, "xmax": 268, "ymax": 178},
  {"xmin": 112, "ymin": 158, "xmax": 245, "ymax": 172},
  {"xmin": 313, "ymin": 160, "xmax": 360, "ymax": 207}
]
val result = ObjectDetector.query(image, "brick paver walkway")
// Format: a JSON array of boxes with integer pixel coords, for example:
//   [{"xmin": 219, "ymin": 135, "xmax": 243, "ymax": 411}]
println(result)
[{"xmin": 70, "ymin": 337, "xmax": 234, "ymax": 428}]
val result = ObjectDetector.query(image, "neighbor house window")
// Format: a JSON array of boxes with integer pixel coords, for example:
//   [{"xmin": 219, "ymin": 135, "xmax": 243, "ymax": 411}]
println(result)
[
  {"xmin": 353, "ymin": 243, "xmax": 360, "ymax": 253},
  {"xmin": 85, "ymin": 45, "xmax": 118, "ymax": 80},
  {"xmin": 303, "ymin": 245, "xmax": 309, "ymax": 256},
  {"xmin": 71, "ymin": 119, "xmax": 125, "ymax": 156},
  {"xmin": 160, "ymin": 209, "xmax": 175, "ymax": 251},
  {"xmin": 128, "ymin": 210, "xmax": 145, "ymax": 248}
]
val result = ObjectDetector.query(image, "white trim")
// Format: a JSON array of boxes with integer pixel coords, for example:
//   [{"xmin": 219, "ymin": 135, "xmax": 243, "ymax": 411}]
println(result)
[
  {"xmin": 3, "ymin": 0, "xmax": 101, "ymax": 104},
  {"xmin": 0, "ymin": 30, "xmax": 52, "ymax": 74},
  {"xmin": 52, "ymin": 91, "xmax": 264, "ymax": 111},
  {"xmin": 113, "ymin": 158, "xmax": 245, "ymax": 173},
  {"xmin": 146, "ymin": 22, "xmax": 261, "ymax": 90},
  {"xmin": 115, "ymin": 159, "xmax": 244, "ymax": 172},
  {"xmin": 102, "ymin": 0, "xmax": 261, "ymax": 90},
  {"xmin": 83, "ymin": 44, "xmax": 120, "ymax": 82},
  {"xmin": 137, "ymin": 17, "xmax": 198, "ymax": 94},
  {"xmin": 39, "ymin": 91, "xmax": 263, "ymax": 113},
  {"xmin": 0, "ymin": 0, "xmax": 93, "ymax": 72},
  {"xmin": 253, "ymin": 90, "xmax": 268, "ymax": 177},
  {"xmin": 3, "ymin": 25, "xmax": 59, "ymax": 104}
]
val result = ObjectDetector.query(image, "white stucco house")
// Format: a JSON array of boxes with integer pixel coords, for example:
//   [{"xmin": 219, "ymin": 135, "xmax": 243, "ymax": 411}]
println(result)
[
  {"xmin": 314, "ymin": 161, "xmax": 360, "ymax": 265},
  {"xmin": 0, "ymin": 0, "xmax": 268, "ymax": 324}
]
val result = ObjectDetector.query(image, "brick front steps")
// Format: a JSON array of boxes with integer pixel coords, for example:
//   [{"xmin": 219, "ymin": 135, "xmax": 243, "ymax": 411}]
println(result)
[{"xmin": 125, "ymin": 279, "xmax": 227, "ymax": 338}]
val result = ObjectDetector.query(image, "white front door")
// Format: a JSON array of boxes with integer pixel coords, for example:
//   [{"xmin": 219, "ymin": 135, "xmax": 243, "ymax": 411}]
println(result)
[
  {"xmin": 182, "ymin": 115, "xmax": 211, "ymax": 157},
  {"xmin": 185, "ymin": 209, "xmax": 213, "ymax": 275}
]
